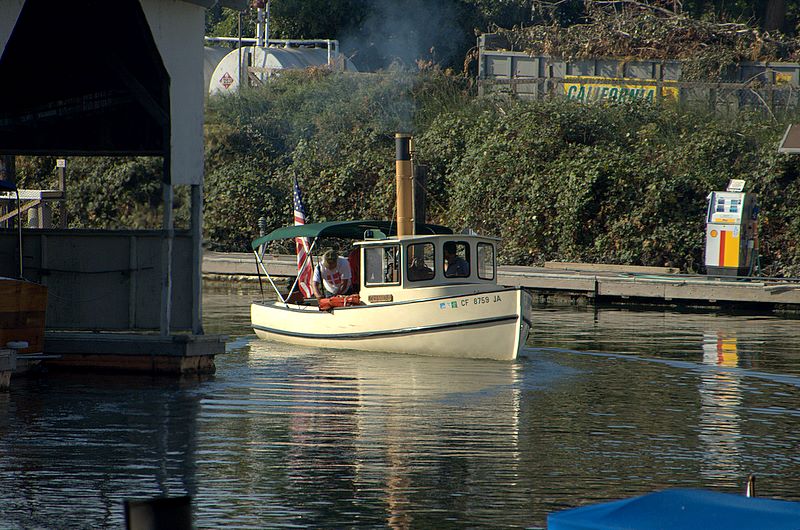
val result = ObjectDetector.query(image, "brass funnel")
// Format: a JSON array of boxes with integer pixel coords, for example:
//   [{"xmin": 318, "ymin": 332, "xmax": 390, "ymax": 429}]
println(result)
[{"xmin": 395, "ymin": 133, "xmax": 414, "ymax": 237}]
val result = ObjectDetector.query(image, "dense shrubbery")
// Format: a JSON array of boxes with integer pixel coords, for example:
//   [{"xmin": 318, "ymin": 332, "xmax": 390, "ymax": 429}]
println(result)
[
  {"xmin": 15, "ymin": 69, "xmax": 800, "ymax": 275},
  {"xmin": 492, "ymin": 5, "xmax": 800, "ymax": 81},
  {"xmin": 15, "ymin": 156, "xmax": 189, "ymax": 230},
  {"xmin": 204, "ymin": 69, "xmax": 800, "ymax": 275},
  {"xmin": 203, "ymin": 68, "xmax": 468, "ymax": 251},
  {"xmin": 419, "ymin": 102, "xmax": 780, "ymax": 272}
]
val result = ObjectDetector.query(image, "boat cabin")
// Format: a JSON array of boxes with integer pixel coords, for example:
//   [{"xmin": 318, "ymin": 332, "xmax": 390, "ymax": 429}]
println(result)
[
  {"xmin": 251, "ymin": 220, "xmax": 501, "ymax": 305},
  {"xmin": 355, "ymin": 234, "xmax": 499, "ymax": 303}
]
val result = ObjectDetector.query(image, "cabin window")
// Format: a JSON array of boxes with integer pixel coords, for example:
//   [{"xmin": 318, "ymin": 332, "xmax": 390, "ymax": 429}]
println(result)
[
  {"xmin": 407, "ymin": 242, "xmax": 435, "ymax": 282},
  {"xmin": 443, "ymin": 241, "xmax": 470, "ymax": 278},
  {"xmin": 364, "ymin": 245, "xmax": 401, "ymax": 286},
  {"xmin": 477, "ymin": 242, "xmax": 495, "ymax": 280}
]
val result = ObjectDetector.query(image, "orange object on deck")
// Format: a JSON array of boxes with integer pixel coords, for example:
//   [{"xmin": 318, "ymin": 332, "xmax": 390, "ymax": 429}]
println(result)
[{"xmin": 318, "ymin": 294, "xmax": 361, "ymax": 312}]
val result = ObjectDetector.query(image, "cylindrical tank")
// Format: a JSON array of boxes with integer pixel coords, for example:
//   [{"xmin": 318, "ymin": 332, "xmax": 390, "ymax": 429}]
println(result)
[
  {"xmin": 204, "ymin": 47, "xmax": 230, "ymax": 98},
  {"xmin": 208, "ymin": 45, "xmax": 358, "ymax": 96}
]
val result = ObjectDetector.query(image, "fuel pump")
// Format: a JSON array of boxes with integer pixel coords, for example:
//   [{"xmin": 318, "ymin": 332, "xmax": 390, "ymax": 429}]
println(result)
[{"xmin": 704, "ymin": 179, "xmax": 758, "ymax": 277}]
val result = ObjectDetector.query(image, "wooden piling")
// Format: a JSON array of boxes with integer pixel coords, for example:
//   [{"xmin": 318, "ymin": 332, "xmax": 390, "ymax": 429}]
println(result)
[{"xmin": 0, "ymin": 348, "xmax": 15, "ymax": 390}]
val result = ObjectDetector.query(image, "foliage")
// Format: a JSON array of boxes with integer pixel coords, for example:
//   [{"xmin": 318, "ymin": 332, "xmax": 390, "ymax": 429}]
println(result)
[
  {"xmin": 417, "ymin": 98, "xmax": 800, "ymax": 274},
  {"xmin": 205, "ymin": 70, "xmax": 800, "ymax": 275},
  {"xmin": 14, "ymin": 69, "xmax": 800, "ymax": 277},
  {"xmin": 206, "ymin": 1, "xmax": 799, "ymax": 76},
  {"xmin": 206, "ymin": 1, "xmax": 368, "ymax": 41},
  {"xmin": 203, "ymin": 68, "xmax": 472, "ymax": 250},
  {"xmin": 493, "ymin": 5, "xmax": 800, "ymax": 81},
  {"xmin": 14, "ymin": 156, "xmax": 188, "ymax": 230}
]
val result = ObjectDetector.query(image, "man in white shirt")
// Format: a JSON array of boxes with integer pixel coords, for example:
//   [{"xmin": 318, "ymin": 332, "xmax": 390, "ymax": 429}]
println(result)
[{"xmin": 313, "ymin": 249, "xmax": 352, "ymax": 299}]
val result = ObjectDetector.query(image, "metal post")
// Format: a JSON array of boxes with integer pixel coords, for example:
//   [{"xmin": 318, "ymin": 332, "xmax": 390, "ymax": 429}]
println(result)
[
  {"xmin": 191, "ymin": 183, "xmax": 204, "ymax": 335},
  {"xmin": 256, "ymin": 7, "xmax": 264, "ymax": 47},
  {"xmin": 160, "ymin": 160, "xmax": 173, "ymax": 337},
  {"xmin": 237, "ymin": 11, "xmax": 243, "ymax": 88},
  {"xmin": 160, "ymin": 52, "xmax": 173, "ymax": 337},
  {"xmin": 327, "ymin": 39, "xmax": 332, "ymax": 66},
  {"xmin": 57, "ymin": 158, "xmax": 67, "ymax": 228},
  {"xmin": 15, "ymin": 189, "xmax": 21, "ymax": 278},
  {"xmin": 257, "ymin": 216, "xmax": 268, "ymax": 255},
  {"xmin": 265, "ymin": 1, "xmax": 270, "ymax": 47}
]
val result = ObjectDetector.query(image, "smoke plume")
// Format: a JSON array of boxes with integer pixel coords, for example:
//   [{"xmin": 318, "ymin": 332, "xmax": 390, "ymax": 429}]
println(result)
[{"xmin": 340, "ymin": 0, "xmax": 474, "ymax": 71}]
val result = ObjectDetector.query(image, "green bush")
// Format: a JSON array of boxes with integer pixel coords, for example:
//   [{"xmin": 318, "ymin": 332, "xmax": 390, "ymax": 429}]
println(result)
[
  {"xmin": 417, "ymin": 99, "xmax": 800, "ymax": 274},
  {"xmin": 203, "ymin": 68, "xmax": 471, "ymax": 250},
  {"xmin": 13, "ymin": 69, "xmax": 800, "ymax": 276}
]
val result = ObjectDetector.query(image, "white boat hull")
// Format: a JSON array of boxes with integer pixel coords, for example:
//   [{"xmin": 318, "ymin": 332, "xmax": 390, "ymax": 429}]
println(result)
[{"xmin": 251, "ymin": 287, "xmax": 532, "ymax": 361}]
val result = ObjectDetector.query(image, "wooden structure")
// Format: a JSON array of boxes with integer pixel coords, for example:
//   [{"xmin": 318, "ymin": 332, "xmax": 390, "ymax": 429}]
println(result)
[
  {"xmin": 0, "ymin": 0, "xmax": 245, "ymax": 376},
  {"xmin": 0, "ymin": 278, "xmax": 46, "ymax": 355}
]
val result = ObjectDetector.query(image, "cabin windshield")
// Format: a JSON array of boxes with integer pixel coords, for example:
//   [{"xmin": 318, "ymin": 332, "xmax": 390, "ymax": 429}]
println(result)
[
  {"xmin": 407, "ymin": 242, "xmax": 435, "ymax": 281},
  {"xmin": 443, "ymin": 241, "xmax": 470, "ymax": 278},
  {"xmin": 477, "ymin": 242, "xmax": 495, "ymax": 280},
  {"xmin": 364, "ymin": 244, "xmax": 400, "ymax": 285}
]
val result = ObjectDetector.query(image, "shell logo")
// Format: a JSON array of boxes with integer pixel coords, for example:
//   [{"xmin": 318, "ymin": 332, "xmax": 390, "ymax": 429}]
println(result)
[{"xmin": 710, "ymin": 230, "xmax": 718, "ymax": 238}]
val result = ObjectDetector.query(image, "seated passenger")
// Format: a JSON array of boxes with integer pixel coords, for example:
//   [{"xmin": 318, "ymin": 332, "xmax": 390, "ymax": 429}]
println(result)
[
  {"xmin": 313, "ymin": 249, "xmax": 352, "ymax": 299},
  {"xmin": 408, "ymin": 257, "xmax": 434, "ymax": 281},
  {"xmin": 347, "ymin": 247, "xmax": 360, "ymax": 294},
  {"xmin": 443, "ymin": 242, "xmax": 469, "ymax": 278}
]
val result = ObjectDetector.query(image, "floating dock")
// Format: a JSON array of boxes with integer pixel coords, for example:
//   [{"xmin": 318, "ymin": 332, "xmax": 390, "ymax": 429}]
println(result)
[
  {"xmin": 43, "ymin": 332, "xmax": 225, "ymax": 375},
  {"xmin": 204, "ymin": 251, "xmax": 800, "ymax": 310}
]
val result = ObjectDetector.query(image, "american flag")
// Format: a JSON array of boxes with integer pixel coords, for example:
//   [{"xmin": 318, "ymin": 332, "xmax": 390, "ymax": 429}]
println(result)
[{"xmin": 293, "ymin": 178, "xmax": 313, "ymax": 298}]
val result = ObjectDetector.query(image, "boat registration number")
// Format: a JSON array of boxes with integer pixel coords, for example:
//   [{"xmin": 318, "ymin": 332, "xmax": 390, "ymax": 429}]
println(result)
[{"xmin": 439, "ymin": 294, "xmax": 502, "ymax": 309}]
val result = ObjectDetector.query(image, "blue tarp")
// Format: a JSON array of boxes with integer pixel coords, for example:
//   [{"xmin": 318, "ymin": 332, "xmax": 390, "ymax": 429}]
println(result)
[
  {"xmin": 548, "ymin": 489, "xmax": 800, "ymax": 530},
  {"xmin": 0, "ymin": 179, "xmax": 16, "ymax": 192}
]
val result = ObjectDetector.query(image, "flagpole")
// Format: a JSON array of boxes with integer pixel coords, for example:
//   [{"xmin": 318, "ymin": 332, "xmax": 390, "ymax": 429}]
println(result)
[{"xmin": 285, "ymin": 237, "xmax": 319, "ymax": 304}]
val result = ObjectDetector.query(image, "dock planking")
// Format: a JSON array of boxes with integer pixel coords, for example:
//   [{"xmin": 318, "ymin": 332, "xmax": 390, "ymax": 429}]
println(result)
[{"xmin": 204, "ymin": 251, "xmax": 800, "ymax": 309}]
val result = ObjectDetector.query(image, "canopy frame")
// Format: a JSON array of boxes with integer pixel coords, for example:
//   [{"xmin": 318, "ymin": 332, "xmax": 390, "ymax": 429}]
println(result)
[
  {"xmin": 254, "ymin": 235, "xmax": 320, "ymax": 306},
  {"xmin": 251, "ymin": 220, "xmax": 453, "ymax": 306},
  {"xmin": 251, "ymin": 220, "xmax": 452, "ymax": 250}
]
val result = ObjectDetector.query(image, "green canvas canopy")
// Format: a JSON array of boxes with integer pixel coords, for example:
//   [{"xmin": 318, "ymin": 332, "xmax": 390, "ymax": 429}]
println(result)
[{"xmin": 251, "ymin": 220, "xmax": 453, "ymax": 250}]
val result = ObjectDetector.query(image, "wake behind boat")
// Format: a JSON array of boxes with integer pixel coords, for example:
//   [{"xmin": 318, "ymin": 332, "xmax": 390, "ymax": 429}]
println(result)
[{"xmin": 250, "ymin": 134, "xmax": 531, "ymax": 360}]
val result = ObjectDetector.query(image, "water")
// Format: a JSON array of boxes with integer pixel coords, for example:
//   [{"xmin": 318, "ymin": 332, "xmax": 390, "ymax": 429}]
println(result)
[{"xmin": 2, "ymin": 285, "xmax": 800, "ymax": 528}]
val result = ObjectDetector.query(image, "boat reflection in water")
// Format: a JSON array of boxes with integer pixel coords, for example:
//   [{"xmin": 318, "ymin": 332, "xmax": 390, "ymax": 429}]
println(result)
[{"xmin": 245, "ymin": 339, "xmax": 523, "ymax": 527}]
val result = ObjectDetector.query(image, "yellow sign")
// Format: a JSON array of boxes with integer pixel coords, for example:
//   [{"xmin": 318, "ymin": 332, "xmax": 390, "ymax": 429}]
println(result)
[
  {"xmin": 776, "ymin": 72, "xmax": 793, "ymax": 86},
  {"xmin": 564, "ymin": 76, "xmax": 679, "ymax": 103}
]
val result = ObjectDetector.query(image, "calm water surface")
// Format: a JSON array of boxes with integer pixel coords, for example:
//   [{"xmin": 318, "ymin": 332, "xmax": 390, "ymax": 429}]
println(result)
[{"xmin": 2, "ymin": 285, "xmax": 800, "ymax": 528}]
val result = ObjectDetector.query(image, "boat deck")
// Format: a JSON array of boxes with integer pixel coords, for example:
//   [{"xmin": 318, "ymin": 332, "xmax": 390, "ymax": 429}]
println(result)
[{"xmin": 205, "ymin": 251, "xmax": 800, "ymax": 310}]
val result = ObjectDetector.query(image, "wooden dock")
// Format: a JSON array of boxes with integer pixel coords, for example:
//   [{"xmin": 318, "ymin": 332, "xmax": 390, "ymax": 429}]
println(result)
[
  {"xmin": 204, "ymin": 251, "xmax": 800, "ymax": 310},
  {"xmin": 43, "ymin": 332, "xmax": 225, "ymax": 375}
]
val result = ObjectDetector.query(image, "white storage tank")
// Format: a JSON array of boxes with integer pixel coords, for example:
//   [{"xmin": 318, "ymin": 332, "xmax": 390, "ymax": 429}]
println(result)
[
  {"xmin": 204, "ymin": 46, "xmax": 230, "ymax": 98},
  {"xmin": 207, "ymin": 44, "xmax": 357, "ymax": 95}
]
